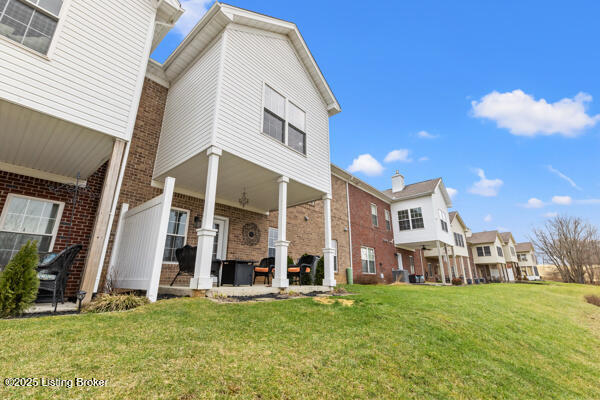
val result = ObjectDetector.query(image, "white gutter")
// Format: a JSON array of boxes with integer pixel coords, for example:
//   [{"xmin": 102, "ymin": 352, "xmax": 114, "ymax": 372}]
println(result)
[{"xmin": 93, "ymin": 140, "xmax": 131, "ymax": 292}]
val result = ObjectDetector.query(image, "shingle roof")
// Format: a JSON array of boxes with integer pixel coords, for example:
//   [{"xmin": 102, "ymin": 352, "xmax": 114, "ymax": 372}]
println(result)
[
  {"xmin": 499, "ymin": 232, "xmax": 514, "ymax": 244},
  {"xmin": 467, "ymin": 230, "xmax": 499, "ymax": 244},
  {"xmin": 516, "ymin": 242, "xmax": 534, "ymax": 252},
  {"xmin": 449, "ymin": 211, "xmax": 457, "ymax": 222},
  {"xmin": 382, "ymin": 178, "xmax": 442, "ymax": 201}
]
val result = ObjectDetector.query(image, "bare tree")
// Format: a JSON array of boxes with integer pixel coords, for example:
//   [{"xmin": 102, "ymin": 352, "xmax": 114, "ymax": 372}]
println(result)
[{"xmin": 531, "ymin": 215, "xmax": 599, "ymax": 284}]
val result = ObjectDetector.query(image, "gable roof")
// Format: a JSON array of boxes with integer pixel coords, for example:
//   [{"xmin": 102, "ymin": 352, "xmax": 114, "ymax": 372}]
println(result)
[
  {"xmin": 449, "ymin": 211, "xmax": 468, "ymax": 231},
  {"xmin": 382, "ymin": 178, "xmax": 442, "ymax": 201},
  {"xmin": 499, "ymin": 232, "xmax": 516, "ymax": 245},
  {"xmin": 468, "ymin": 230, "xmax": 501, "ymax": 245},
  {"xmin": 158, "ymin": 2, "xmax": 341, "ymax": 116},
  {"xmin": 516, "ymin": 242, "xmax": 534, "ymax": 252}
]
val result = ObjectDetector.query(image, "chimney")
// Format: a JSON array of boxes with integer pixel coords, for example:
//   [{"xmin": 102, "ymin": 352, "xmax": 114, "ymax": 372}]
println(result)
[{"xmin": 391, "ymin": 170, "xmax": 405, "ymax": 193}]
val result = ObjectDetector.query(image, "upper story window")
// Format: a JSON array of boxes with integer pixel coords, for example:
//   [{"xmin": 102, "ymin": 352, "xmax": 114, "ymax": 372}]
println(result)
[
  {"xmin": 454, "ymin": 232, "xmax": 465, "ymax": 247},
  {"xmin": 370, "ymin": 203, "xmax": 378, "ymax": 227},
  {"xmin": 510, "ymin": 246, "xmax": 516, "ymax": 256},
  {"xmin": 163, "ymin": 209, "xmax": 188, "ymax": 263},
  {"xmin": 262, "ymin": 84, "xmax": 306, "ymax": 154},
  {"xmin": 496, "ymin": 246, "xmax": 503, "ymax": 257},
  {"xmin": 384, "ymin": 209, "xmax": 391, "ymax": 231},
  {"xmin": 0, "ymin": 0, "xmax": 63, "ymax": 55},
  {"xmin": 518, "ymin": 253, "xmax": 528, "ymax": 262},
  {"xmin": 439, "ymin": 209, "xmax": 448, "ymax": 232},
  {"xmin": 398, "ymin": 207, "xmax": 424, "ymax": 231},
  {"xmin": 0, "ymin": 194, "xmax": 63, "ymax": 267},
  {"xmin": 476, "ymin": 246, "xmax": 491, "ymax": 257}
]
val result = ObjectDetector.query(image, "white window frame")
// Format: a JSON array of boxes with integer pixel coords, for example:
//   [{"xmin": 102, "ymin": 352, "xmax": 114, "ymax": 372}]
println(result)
[
  {"xmin": 384, "ymin": 209, "xmax": 391, "ymax": 231},
  {"xmin": 371, "ymin": 203, "xmax": 378, "ymax": 227},
  {"xmin": 267, "ymin": 227, "xmax": 278, "ymax": 258},
  {"xmin": 497, "ymin": 246, "xmax": 503, "ymax": 257},
  {"xmin": 212, "ymin": 215, "xmax": 229, "ymax": 260},
  {"xmin": 0, "ymin": 193, "xmax": 65, "ymax": 260},
  {"xmin": 0, "ymin": 0, "xmax": 70, "ymax": 58},
  {"xmin": 361, "ymin": 246, "xmax": 376, "ymax": 274},
  {"xmin": 163, "ymin": 207, "xmax": 189, "ymax": 264},
  {"xmin": 409, "ymin": 255, "xmax": 415, "ymax": 274},
  {"xmin": 332, "ymin": 239, "xmax": 338, "ymax": 272},
  {"xmin": 261, "ymin": 83, "xmax": 307, "ymax": 156}
]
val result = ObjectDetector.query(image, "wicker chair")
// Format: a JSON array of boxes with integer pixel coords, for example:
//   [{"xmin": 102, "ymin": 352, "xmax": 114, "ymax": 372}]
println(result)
[
  {"xmin": 287, "ymin": 255, "xmax": 319, "ymax": 285},
  {"xmin": 253, "ymin": 257, "xmax": 275, "ymax": 284},
  {"xmin": 36, "ymin": 244, "xmax": 82, "ymax": 311},
  {"xmin": 172, "ymin": 245, "xmax": 221, "ymax": 287}
]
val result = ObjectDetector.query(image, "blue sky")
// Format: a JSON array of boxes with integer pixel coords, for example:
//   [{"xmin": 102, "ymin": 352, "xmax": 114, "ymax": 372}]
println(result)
[{"xmin": 152, "ymin": 0, "xmax": 600, "ymax": 242}]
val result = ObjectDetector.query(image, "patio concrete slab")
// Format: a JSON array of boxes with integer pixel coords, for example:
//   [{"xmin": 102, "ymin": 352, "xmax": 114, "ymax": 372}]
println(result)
[{"xmin": 25, "ymin": 302, "xmax": 78, "ymax": 314}]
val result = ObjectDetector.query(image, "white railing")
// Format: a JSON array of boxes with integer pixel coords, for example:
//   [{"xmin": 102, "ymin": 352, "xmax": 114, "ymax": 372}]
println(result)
[{"xmin": 107, "ymin": 177, "xmax": 175, "ymax": 301}]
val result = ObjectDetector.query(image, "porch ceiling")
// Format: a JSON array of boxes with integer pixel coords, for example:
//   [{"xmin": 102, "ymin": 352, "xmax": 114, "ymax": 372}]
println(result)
[
  {"xmin": 153, "ymin": 150, "xmax": 325, "ymax": 213},
  {"xmin": 0, "ymin": 99, "xmax": 114, "ymax": 181},
  {"xmin": 397, "ymin": 239, "xmax": 453, "ymax": 251}
]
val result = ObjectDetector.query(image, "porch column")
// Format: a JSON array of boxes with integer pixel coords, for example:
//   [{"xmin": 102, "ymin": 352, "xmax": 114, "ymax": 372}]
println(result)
[
  {"xmin": 190, "ymin": 146, "xmax": 221, "ymax": 290},
  {"xmin": 465, "ymin": 257, "xmax": 473, "ymax": 282},
  {"xmin": 322, "ymin": 193, "xmax": 336, "ymax": 287},
  {"xmin": 436, "ymin": 241, "xmax": 447, "ymax": 285},
  {"xmin": 445, "ymin": 245, "xmax": 453, "ymax": 281},
  {"xmin": 272, "ymin": 176, "xmax": 290, "ymax": 288}
]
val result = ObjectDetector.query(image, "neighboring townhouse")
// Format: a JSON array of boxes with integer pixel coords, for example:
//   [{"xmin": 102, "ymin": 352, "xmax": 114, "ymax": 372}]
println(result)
[
  {"xmin": 94, "ymin": 3, "xmax": 342, "ymax": 299},
  {"xmin": 499, "ymin": 232, "xmax": 518, "ymax": 281},
  {"xmin": 384, "ymin": 172, "xmax": 456, "ymax": 284},
  {"xmin": 468, "ymin": 231, "xmax": 510, "ymax": 282},
  {"xmin": 515, "ymin": 242, "xmax": 540, "ymax": 280},
  {"xmin": 0, "ymin": 0, "xmax": 183, "ymax": 299}
]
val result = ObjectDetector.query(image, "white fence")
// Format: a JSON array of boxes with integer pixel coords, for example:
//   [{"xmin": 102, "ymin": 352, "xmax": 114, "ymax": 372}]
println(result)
[{"xmin": 107, "ymin": 177, "xmax": 175, "ymax": 302}]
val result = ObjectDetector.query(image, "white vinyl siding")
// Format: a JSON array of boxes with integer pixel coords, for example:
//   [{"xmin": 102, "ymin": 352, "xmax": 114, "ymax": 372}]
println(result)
[
  {"xmin": 154, "ymin": 35, "xmax": 223, "ymax": 178},
  {"xmin": 0, "ymin": 0, "xmax": 157, "ymax": 139},
  {"xmin": 0, "ymin": 194, "xmax": 64, "ymax": 267},
  {"xmin": 361, "ymin": 246, "xmax": 375, "ymax": 274},
  {"xmin": 163, "ymin": 208, "xmax": 188, "ymax": 263},
  {"xmin": 216, "ymin": 25, "xmax": 331, "ymax": 194}
]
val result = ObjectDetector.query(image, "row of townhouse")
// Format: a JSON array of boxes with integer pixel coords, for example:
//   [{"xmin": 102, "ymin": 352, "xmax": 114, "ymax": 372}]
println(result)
[{"xmin": 0, "ymin": 1, "xmax": 539, "ymax": 302}]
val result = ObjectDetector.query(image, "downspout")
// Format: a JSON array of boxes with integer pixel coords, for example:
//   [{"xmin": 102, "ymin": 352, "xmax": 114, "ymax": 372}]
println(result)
[
  {"xmin": 93, "ymin": 140, "xmax": 131, "ymax": 292},
  {"xmin": 345, "ymin": 181, "xmax": 353, "ymax": 271}
]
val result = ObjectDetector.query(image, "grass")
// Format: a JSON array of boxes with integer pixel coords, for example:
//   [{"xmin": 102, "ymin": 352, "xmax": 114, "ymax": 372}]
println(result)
[{"xmin": 1, "ymin": 282, "xmax": 600, "ymax": 399}]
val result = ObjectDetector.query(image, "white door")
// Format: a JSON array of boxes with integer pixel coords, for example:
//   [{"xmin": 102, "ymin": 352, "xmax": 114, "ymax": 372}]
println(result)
[{"xmin": 212, "ymin": 217, "xmax": 228, "ymax": 260}]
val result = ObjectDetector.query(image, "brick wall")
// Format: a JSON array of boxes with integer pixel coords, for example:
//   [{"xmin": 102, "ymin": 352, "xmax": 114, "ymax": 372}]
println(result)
[
  {"xmin": 0, "ymin": 164, "xmax": 106, "ymax": 297},
  {"xmin": 100, "ymin": 78, "xmax": 270, "ymax": 289}
]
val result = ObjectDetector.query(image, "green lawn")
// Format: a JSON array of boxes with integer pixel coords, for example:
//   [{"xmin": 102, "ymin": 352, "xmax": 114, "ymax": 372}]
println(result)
[{"xmin": 2, "ymin": 283, "xmax": 600, "ymax": 399}]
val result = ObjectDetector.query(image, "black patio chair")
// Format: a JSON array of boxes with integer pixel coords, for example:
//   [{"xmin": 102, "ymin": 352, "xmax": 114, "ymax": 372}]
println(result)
[
  {"xmin": 253, "ymin": 257, "xmax": 275, "ymax": 284},
  {"xmin": 36, "ymin": 244, "xmax": 82, "ymax": 311},
  {"xmin": 172, "ymin": 245, "xmax": 221, "ymax": 287},
  {"xmin": 288, "ymin": 255, "xmax": 319, "ymax": 285}
]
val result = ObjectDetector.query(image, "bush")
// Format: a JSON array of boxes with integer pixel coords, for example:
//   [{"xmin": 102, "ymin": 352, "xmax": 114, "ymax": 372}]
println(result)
[
  {"xmin": 452, "ymin": 277, "xmax": 463, "ymax": 286},
  {"xmin": 313, "ymin": 256, "xmax": 324, "ymax": 285},
  {"xmin": 287, "ymin": 255, "xmax": 294, "ymax": 266},
  {"xmin": 584, "ymin": 294, "xmax": 600, "ymax": 307},
  {"xmin": 0, "ymin": 241, "xmax": 40, "ymax": 317},
  {"xmin": 84, "ymin": 294, "xmax": 149, "ymax": 313}
]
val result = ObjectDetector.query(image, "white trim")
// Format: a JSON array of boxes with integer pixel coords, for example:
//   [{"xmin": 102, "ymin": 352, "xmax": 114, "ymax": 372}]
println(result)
[
  {"xmin": 163, "ymin": 206, "xmax": 190, "ymax": 263},
  {"xmin": 0, "ymin": 193, "xmax": 65, "ymax": 256},
  {"xmin": 213, "ymin": 215, "xmax": 229, "ymax": 260},
  {"xmin": 360, "ymin": 245, "xmax": 376, "ymax": 274},
  {"xmin": 45, "ymin": 0, "xmax": 72, "ymax": 58},
  {"xmin": 0, "ymin": 161, "xmax": 87, "ymax": 186}
]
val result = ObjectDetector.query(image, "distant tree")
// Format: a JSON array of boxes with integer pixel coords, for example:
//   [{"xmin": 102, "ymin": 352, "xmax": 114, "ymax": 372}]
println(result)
[{"xmin": 531, "ymin": 216, "xmax": 598, "ymax": 284}]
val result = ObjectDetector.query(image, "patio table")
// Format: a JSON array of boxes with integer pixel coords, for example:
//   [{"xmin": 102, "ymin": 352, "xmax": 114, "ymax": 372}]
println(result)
[{"xmin": 220, "ymin": 260, "xmax": 256, "ymax": 286}]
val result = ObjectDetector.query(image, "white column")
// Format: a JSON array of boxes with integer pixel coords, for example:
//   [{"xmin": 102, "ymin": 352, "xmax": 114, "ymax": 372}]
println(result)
[
  {"xmin": 436, "ymin": 241, "xmax": 447, "ymax": 285},
  {"xmin": 464, "ymin": 257, "xmax": 473, "ymax": 283},
  {"xmin": 445, "ymin": 245, "xmax": 453, "ymax": 281},
  {"xmin": 322, "ymin": 193, "xmax": 336, "ymax": 287},
  {"xmin": 272, "ymin": 176, "xmax": 290, "ymax": 288},
  {"xmin": 191, "ymin": 146, "xmax": 221, "ymax": 290}
]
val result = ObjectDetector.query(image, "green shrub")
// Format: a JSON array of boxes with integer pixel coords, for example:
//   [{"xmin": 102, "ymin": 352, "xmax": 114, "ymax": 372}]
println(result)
[
  {"xmin": 84, "ymin": 294, "xmax": 149, "ymax": 313},
  {"xmin": 314, "ymin": 256, "xmax": 324, "ymax": 286},
  {"xmin": 452, "ymin": 277, "xmax": 463, "ymax": 286},
  {"xmin": 0, "ymin": 241, "xmax": 40, "ymax": 317},
  {"xmin": 287, "ymin": 255, "xmax": 294, "ymax": 266}
]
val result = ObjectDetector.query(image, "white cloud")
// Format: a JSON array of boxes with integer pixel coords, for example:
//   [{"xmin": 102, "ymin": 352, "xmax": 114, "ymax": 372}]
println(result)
[
  {"xmin": 172, "ymin": 0, "xmax": 212, "ymax": 36},
  {"xmin": 544, "ymin": 212, "xmax": 558, "ymax": 218},
  {"xmin": 468, "ymin": 168, "xmax": 503, "ymax": 197},
  {"xmin": 547, "ymin": 165, "xmax": 581, "ymax": 190},
  {"xmin": 417, "ymin": 130, "xmax": 438, "ymax": 139},
  {"xmin": 447, "ymin": 187, "xmax": 458, "ymax": 199},
  {"xmin": 524, "ymin": 197, "xmax": 545, "ymax": 208},
  {"xmin": 484, "ymin": 214, "xmax": 493, "ymax": 223},
  {"xmin": 384, "ymin": 149, "xmax": 412, "ymax": 163},
  {"xmin": 418, "ymin": 156, "xmax": 429, "ymax": 162},
  {"xmin": 552, "ymin": 195, "xmax": 572, "ymax": 205},
  {"xmin": 577, "ymin": 198, "xmax": 600, "ymax": 205},
  {"xmin": 347, "ymin": 154, "xmax": 384, "ymax": 176},
  {"xmin": 471, "ymin": 90, "xmax": 600, "ymax": 137}
]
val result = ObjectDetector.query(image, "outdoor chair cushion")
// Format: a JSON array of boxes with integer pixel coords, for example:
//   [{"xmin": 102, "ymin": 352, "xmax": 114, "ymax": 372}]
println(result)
[
  {"xmin": 254, "ymin": 267, "xmax": 270, "ymax": 273},
  {"xmin": 37, "ymin": 271, "xmax": 57, "ymax": 280},
  {"xmin": 287, "ymin": 267, "xmax": 310, "ymax": 273}
]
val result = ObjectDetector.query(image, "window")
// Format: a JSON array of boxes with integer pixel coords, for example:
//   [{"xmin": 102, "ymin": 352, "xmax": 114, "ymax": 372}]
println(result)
[
  {"xmin": 454, "ymin": 232, "xmax": 465, "ymax": 247},
  {"xmin": 262, "ymin": 85, "xmax": 307, "ymax": 154},
  {"xmin": 371, "ymin": 204, "xmax": 378, "ymax": 227},
  {"xmin": 267, "ymin": 227, "xmax": 278, "ymax": 258},
  {"xmin": 0, "ymin": 0, "xmax": 63, "ymax": 55},
  {"xmin": 439, "ymin": 210, "xmax": 448, "ymax": 232},
  {"xmin": 409, "ymin": 255, "xmax": 415, "ymax": 274},
  {"xmin": 410, "ymin": 207, "xmax": 424, "ymax": 229},
  {"xmin": 497, "ymin": 246, "xmax": 503, "ymax": 257},
  {"xmin": 332, "ymin": 239, "xmax": 338, "ymax": 272},
  {"xmin": 384, "ymin": 210, "xmax": 391, "ymax": 230},
  {"xmin": 163, "ymin": 209, "xmax": 188, "ymax": 262},
  {"xmin": 477, "ymin": 246, "xmax": 491, "ymax": 257},
  {"xmin": 510, "ymin": 246, "xmax": 516, "ymax": 256},
  {"xmin": 441, "ymin": 220, "xmax": 448, "ymax": 232},
  {"xmin": 518, "ymin": 253, "xmax": 528, "ymax": 262},
  {"xmin": 0, "ymin": 194, "xmax": 63, "ymax": 267},
  {"xmin": 398, "ymin": 209, "xmax": 410, "ymax": 231},
  {"xmin": 361, "ymin": 246, "xmax": 375, "ymax": 274}
]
